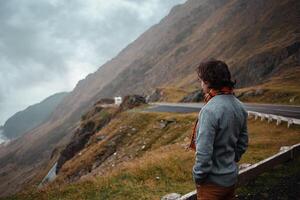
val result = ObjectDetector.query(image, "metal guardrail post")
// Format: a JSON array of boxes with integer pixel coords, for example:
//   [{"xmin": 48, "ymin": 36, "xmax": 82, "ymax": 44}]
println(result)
[{"xmin": 247, "ymin": 111, "xmax": 300, "ymax": 128}]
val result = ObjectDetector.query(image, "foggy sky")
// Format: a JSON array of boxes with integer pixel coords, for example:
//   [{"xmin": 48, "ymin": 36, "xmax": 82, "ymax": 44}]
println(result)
[{"xmin": 0, "ymin": 0, "xmax": 186, "ymax": 125}]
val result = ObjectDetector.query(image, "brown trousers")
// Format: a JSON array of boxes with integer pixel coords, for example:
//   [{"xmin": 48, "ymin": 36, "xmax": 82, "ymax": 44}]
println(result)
[{"xmin": 195, "ymin": 182, "xmax": 235, "ymax": 200}]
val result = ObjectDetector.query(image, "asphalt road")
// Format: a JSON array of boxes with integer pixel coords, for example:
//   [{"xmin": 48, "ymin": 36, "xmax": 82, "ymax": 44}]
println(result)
[{"xmin": 144, "ymin": 102, "xmax": 300, "ymax": 119}]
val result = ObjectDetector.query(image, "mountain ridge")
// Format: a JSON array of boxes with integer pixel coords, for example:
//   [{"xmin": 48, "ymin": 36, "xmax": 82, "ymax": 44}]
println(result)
[
  {"xmin": 1, "ymin": 92, "xmax": 69, "ymax": 139},
  {"xmin": 0, "ymin": 0, "xmax": 299, "ymax": 196}
]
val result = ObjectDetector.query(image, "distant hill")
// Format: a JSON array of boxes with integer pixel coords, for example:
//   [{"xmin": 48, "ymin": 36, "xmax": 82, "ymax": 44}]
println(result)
[
  {"xmin": 0, "ymin": 0, "xmax": 299, "ymax": 197},
  {"xmin": 2, "ymin": 92, "xmax": 69, "ymax": 139}
]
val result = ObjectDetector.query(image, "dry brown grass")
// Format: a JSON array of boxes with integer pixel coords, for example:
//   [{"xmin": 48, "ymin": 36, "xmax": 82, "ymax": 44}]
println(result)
[
  {"xmin": 4, "ymin": 109, "xmax": 300, "ymax": 200},
  {"xmin": 155, "ymin": 66, "xmax": 300, "ymax": 105},
  {"xmin": 235, "ymin": 67, "xmax": 300, "ymax": 105},
  {"xmin": 55, "ymin": 110, "xmax": 197, "ymax": 184},
  {"xmin": 241, "ymin": 117, "xmax": 300, "ymax": 163},
  {"xmin": 153, "ymin": 86, "xmax": 194, "ymax": 102}
]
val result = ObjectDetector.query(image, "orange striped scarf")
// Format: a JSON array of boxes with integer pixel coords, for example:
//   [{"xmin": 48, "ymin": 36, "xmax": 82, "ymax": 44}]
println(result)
[{"xmin": 187, "ymin": 86, "xmax": 234, "ymax": 151}]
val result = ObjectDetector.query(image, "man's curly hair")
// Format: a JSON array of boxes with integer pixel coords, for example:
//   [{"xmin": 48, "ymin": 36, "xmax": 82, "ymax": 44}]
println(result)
[{"xmin": 196, "ymin": 59, "xmax": 236, "ymax": 89}]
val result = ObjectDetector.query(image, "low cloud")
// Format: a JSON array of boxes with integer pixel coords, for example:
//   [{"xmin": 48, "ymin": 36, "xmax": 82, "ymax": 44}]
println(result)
[{"xmin": 0, "ymin": 0, "xmax": 186, "ymax": 124}]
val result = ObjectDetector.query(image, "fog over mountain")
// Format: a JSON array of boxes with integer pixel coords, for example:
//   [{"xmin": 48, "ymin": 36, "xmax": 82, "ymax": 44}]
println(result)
[
  {"xmin": 1, "ymin": 92, "xmax": 69, "ymax": 140},
  {"xmin": 0, "ymin": 0, "xmax": 186, "ymax": 125},
  {"xmin": 0, "ymin": 128, "xmax": 8, "ymax": 145}
]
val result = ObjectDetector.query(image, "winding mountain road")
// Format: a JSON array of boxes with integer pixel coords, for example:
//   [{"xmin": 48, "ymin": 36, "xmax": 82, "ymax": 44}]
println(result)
[{"xmin": 144, "ymin": 102, "xmax": 300, "ymax": 119}]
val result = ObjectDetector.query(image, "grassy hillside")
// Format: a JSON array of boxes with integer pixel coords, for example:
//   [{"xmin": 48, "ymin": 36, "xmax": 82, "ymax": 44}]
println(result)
[
  {"xmin": 1, "ymin": 0, "xmax": 299, "ymax": 196},
  {"xmin": 154, "ymin": 66, "xmax": 300, "ymax": 105},
  {"xmin": 3, "ymin": 107, "xmax": 300, "ymax": 200},
  {"xmin": 235, "ymin": 66, "xmax": 300, "ymax": 105}
]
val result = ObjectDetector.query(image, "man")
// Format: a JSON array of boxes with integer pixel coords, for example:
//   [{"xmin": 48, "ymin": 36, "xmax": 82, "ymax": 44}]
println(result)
[{"xmin": 190, "ymin": 59, "xmax": 248, "ymax": 200}]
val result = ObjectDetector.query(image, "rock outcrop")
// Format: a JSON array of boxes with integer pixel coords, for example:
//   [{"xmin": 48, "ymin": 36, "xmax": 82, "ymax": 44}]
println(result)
[
  {"xmin": 180, "ymin": 89, "xmax": 203, "ymax": 102},
  {"xmin": 56, "ymin": 95, "xmax": 147, "ymax": 174},
  {"xmin": 117, "ymin": 94, "xmax": 147, "ymax": 112}
]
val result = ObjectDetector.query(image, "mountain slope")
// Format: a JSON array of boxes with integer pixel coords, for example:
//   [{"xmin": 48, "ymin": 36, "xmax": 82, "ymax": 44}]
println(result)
[
  {"xmin": 0, "ymin": 0, "xmax": 299, "ymax": 196},
  {"xmin": 2, "ymin": 92, "xmax": 69, "ymax": 139},
  {"xmin": 95, "ymin": 0, "xmax": 299, "ymax": 99},
  {"xmin": 3, "ymin": 109, "xmax": 300, "ymax": 200}
]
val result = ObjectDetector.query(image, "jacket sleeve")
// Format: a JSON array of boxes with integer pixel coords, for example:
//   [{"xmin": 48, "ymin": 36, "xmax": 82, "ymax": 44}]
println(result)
[
  {"xmin": 192, "ymin": 108, "xmax": 217, "ymax": 185},
  {"xmin": 234, "ymin": 110, "xmax": 249, "ymax": 162}
]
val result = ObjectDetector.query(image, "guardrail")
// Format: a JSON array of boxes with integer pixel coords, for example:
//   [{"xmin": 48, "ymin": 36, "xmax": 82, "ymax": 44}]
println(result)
[
  {"xmin": 247, "ymin": 111, "xmax": 300, "ymax": 128},
  {"xmin": 162, "ymin": 143, "xmax": 300, "ymax": 200}
]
